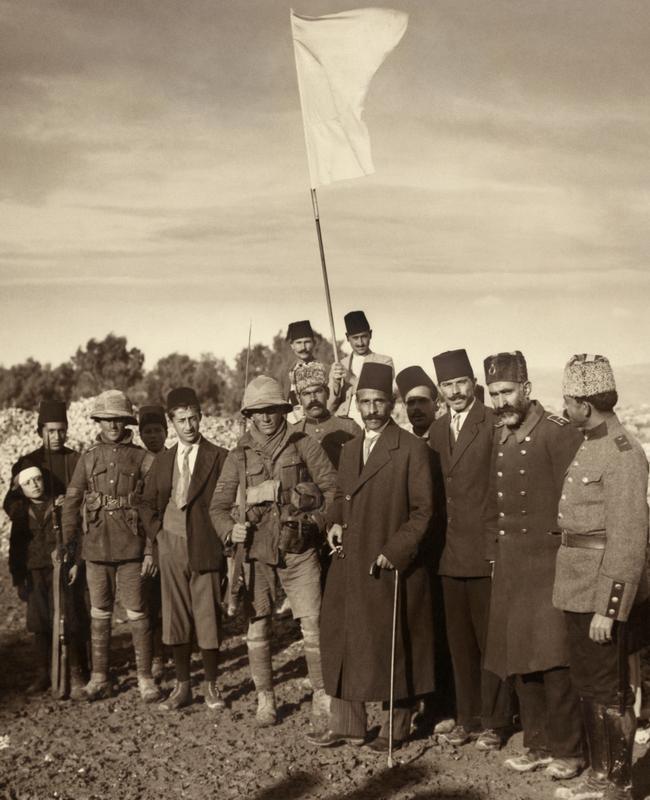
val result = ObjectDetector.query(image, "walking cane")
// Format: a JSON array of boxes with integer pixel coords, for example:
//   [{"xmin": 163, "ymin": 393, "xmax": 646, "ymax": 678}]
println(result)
[{"xmin": 388, "ymin": 569, "xmax": 400, "ymax": 769}]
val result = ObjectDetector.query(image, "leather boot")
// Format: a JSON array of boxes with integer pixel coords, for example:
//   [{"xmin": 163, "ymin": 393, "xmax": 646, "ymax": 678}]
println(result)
[
  {"xmin": 159, "ymin": 680, "xmax": 192, "ymax": 711},
  {"xmin": 603, "ymin": 706, "xmax": 635, "ymax": 799},
  {"xmin": 553, "ymin": 700, "xmax": 609, "ymax": 800},
  {"xmin": 130, "ymin": 617, "xmax": 161, "ymax": 703},
  {"xmin": 84, "ymin": 618, "xmax": 112, "ymax": 701}
]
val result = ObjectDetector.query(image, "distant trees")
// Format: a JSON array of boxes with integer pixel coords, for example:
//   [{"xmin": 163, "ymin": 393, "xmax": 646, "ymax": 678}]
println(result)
[{"xmin": 0, "ymin": 329, "xmax": 339, "ymax": 414}]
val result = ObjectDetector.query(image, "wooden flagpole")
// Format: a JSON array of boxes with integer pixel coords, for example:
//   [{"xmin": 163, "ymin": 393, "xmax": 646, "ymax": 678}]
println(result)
[{"xmin": 310, "ymin": 188, "xmax": 340, "ymax": 363}]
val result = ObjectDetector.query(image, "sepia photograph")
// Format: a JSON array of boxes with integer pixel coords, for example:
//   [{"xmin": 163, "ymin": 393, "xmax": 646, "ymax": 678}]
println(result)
[{"xmin": 1, "ymin": 1, "xmax": 649, "ymax": 798}]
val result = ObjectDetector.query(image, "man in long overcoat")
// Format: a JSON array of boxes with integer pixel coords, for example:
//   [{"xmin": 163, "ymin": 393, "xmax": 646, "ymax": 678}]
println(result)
[
  {"xmin": 309, "ymin": 362, "xmax": 435, "ymax": 752},
  {"xmin": 484, "ymin": 351, "xmax": 584, "ymax": 780}
]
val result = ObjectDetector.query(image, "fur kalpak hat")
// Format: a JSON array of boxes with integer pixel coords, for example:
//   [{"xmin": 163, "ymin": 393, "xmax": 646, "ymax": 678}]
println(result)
[
  {"xmin": 484, "ymin": 351, "xmax": 528, "ymax": 385},
  {"xmin": 286, "ymin": 320, "xmax": 314, "ymax": 342},
  {"xmin": 432, "ymin": 349, "xmax": 474, "ymax": 383},
  {"xmin": 294, "ymin": 361, "xmax": 327, "ymax": 394},
  {"xmin": 395, "ymin": 366, "xmax": 437, "ymax": 401},
  {"xmin": 357, "ymin": 362, "xmax": 393, "ymax": 396},
  {"xmin": 562, "ymin": 354, "xmax": 616, "ymax": 398}
]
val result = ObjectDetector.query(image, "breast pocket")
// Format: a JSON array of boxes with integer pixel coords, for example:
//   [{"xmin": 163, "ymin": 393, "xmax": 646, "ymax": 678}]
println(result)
[
  {"xmin": 117, "ymin": 469, "xmax": 137, "ymax": 496},
  {"xmin": 579, "ymin": 470, "xmax": 603, "ymax": 504},
  {"xmin": 279, "ymin": 459, "xmax": 308, "ymax": 502}
]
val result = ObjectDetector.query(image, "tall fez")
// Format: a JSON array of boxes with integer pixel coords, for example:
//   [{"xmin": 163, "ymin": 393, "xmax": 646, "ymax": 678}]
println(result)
[
  {"xmin": 484, "ymin": 351, "xmax": 528, "ymax": 385},
  {"xmin": 396, "ymin": 366, "xmax": 437, "ymax": 401},
  {"xmin": 344, "ymin": 310, "xmax": 370, "ymax": 335},
  {"xmin": 37, "ymin": 400, "xmax": 68, "ymax": 428},
  {"xmin": 286, "ymin": 320, "xmax": 314, "ymax": 342},
  {"xmin": 166, "ymin": 387, "xmax": 201, "ymax": 413},
  {"xmin": 357, "ymin": 362, "xmax": 393, "ymax": 396},
  {"xmin": 433, "ymin": 349, "xmax": 475, "ymax": 383}
]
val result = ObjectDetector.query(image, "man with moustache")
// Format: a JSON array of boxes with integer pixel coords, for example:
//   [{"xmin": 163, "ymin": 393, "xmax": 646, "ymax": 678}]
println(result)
[
  {"xmin": 62, "ymin": 390, "xmax": 160, "ymax": 703},
  {"xmin": 4, "ymin": 400, "xmax": 89, "ymax": 699},
  {"xmin": 428, "ymin": 350, "xmax": 512, "ymax": 751},
  {"xmin": 484, "ymin": 352, "xmax": 584, "ymax": 780},
  {"xmin": 139, "ymin": 388, "xmax": 228, "ymax": 711},
  {"xmin": 309, "ymin": 363, "xmax": 435, "ymax": 752},
  {"xmin": 328, "ymin": 310, "xmax": 394, "ymax": 424},
  {"xmin": 211, "ymin": 376, "xmax": 336, "ymax": 727},
  {"xmin": 292, "ymin": 361, "xmax": 361, "ymax": 469},
  {"xmin": 395, "ymin": 366, "xmax": 439, "ymax": 439},
  {"xmin": 552, "ymin": 355, "xmax": 649, "ymax": 800},
  {"xmin": 283, "ymin": 320, "xmax": 318, "ymax": 421}
]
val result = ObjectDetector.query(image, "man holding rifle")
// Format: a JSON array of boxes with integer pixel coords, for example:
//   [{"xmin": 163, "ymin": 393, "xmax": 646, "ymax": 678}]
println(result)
[
  {"xmin": 309, "ymin": 362, "xmax": 435, "ymax": 752},
  {"xmin": 210, "ymin": 375, "xmax": 336, "ymax": 727}
]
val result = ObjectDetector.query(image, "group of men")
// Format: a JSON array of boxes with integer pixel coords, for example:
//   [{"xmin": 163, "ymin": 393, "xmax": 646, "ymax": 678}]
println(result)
[{"xmin": 5, "ymin": 307, "xmax": 649, "ymax": 800}]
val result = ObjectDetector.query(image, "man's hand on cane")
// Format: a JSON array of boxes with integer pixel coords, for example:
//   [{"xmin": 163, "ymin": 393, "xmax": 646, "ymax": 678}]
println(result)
[{"xmin": 375, "ymin": 554, "xmax": 395, "ymax": 571}]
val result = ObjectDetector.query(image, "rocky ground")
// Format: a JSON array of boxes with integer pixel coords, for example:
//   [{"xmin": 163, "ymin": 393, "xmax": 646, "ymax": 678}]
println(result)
[{"xmin": 1, "ymin": 562, "xmax": 650, "ymax": 800}]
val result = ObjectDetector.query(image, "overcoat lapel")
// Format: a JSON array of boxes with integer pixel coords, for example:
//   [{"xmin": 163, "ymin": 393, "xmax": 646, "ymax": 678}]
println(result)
[
  {"xmin": 348, "ymin": 421, "xmax": 399, "ymax": 496},
  {"xmin": 186, "ymin": 440, "xmax": 215, "ymax": 506}
]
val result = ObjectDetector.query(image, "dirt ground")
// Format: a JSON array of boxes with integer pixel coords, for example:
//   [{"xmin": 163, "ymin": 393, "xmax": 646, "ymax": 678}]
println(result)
[{"xmin": 1, "ymin": 563, "xmax": 650, "ymax": 800}]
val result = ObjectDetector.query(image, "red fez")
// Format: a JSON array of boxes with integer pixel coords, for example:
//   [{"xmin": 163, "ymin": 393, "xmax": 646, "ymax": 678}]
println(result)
[
  {"xmin": 344, "ymin": 310, "xmax": 370, "ymax": 335},
  {"xmin": 166, "ymin": 387, "xmax": 200, "ymax": 413},
  {"xmin": 395, "ymin": 366, "xmax": 437, "ymax": 401},
  {"xmin": 357, "ymin": 362, "xmax": 393, "ymax": 396},
  {"xmin": 37, "ymin": 400, "xmax": 67, "ymax": 428},
  {"xmin": 432, "ymin": 349, "xmax": 474, "ymax": 383},
  {"xmin": 286, "ymin": 320, "xmax": 314, "ymax": 341}
]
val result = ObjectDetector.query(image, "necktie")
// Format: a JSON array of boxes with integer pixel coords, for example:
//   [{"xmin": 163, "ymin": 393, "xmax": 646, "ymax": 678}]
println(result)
[
  {"xmin": 452, "ymin": 413, "xmax": 462, "ymax": 441},
  {"xmin": 363, "ymin": 432, "xmax": 379, "ymax": 464},
  {"xmin": 175, "ymin": 447, "xmax": 191, "ymax": 509}
]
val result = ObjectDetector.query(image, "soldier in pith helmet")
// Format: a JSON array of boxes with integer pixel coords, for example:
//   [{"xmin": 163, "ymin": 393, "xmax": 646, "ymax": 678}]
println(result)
[
  {"xmin": 61, "ymin": 390, "xmax": 161, "ymax": 704},
  {"xmin": 483, "ymin": 352, "xmax": 585, "ymax": 780},
  {"xmin": 553, "ymin": 355, "xmax": 649, "ymax": 800}
]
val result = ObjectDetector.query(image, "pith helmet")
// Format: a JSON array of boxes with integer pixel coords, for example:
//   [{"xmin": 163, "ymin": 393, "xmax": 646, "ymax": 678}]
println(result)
[
  {"xmin": 241, "ymin": 376, "xmax": 292, "ymax": 415},
  {"xmin": 91, "ymin": 390, "xmax": 137, "ymax": 424}
]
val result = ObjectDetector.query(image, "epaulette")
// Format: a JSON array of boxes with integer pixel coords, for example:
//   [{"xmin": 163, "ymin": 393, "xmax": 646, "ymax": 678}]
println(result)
[
  {"xmin": 614, "ymin": 434, "xmax": 632, "ymax": 452},
  {"xmin": 547, "ymin": 414, "xmax": 568, "ymax": 426}
]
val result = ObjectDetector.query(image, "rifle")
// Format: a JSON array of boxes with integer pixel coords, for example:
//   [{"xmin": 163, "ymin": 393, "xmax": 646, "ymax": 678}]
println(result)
[
  {"xmin": 226, "ymin": 321, "xmax": 252, "ymax": 617},
  {"xmin": 48, "ymin": 446, "xmax": 69, "ymax": 699}
]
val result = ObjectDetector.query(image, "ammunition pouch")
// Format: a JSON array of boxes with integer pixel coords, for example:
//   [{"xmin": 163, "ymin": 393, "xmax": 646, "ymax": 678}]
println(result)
[
  {"xmin": 82, "ymin": 491, "xmax": 136, "ymax": 533},
  {"xmin": 278, "ymin": 507, "xmax": 321, "ymax": 554}
]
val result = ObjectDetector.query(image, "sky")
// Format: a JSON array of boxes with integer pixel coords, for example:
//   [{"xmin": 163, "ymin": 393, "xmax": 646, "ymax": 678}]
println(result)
[{"xmin": 1, "ymin": 0, "xmax": 649, "ymax": 380}]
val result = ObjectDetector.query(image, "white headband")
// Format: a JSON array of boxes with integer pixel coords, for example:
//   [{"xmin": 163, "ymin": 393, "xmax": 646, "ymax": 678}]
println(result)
[{"xmin": 17, "ymin": 466, "xmax": 42, "ymax": 486}]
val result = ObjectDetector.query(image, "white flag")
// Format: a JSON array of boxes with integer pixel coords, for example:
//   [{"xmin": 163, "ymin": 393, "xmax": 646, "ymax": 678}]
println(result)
[{"xmin": 291, "ymin": 7, "xmax": 408, "ymax": 188}]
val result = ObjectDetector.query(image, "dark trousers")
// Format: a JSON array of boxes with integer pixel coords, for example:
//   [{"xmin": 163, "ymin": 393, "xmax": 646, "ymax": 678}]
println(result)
[
  {"xmin": 442, "ymin": 575, "xmax": 512, "ymax": 729},
  {"xmin": 565, "ymin": 611, "xmax": 633, "ymax": 708},
  {"xmin": 515, "ymin": 667, "xmax": 583, "ymax": 758},
  {"xmin": 330, "ymin": 696, "xmax": 412, "ymax": 741}
]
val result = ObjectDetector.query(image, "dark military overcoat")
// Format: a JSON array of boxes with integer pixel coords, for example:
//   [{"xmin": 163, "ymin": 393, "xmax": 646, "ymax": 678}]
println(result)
[
  {"xmin": 320, "ymin": 420, "xmax": 435, "ymax": 702},
  {"xmin": 484, "ymin": 401, "xmax": 582, "ymax": 678}
]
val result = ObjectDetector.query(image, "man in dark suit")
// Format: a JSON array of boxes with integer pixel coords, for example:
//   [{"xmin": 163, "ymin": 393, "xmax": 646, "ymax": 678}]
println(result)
[
  {"xmin": 139, "ymin": 387, "xmax": 228, "ymax": 712},
  {"xmin": 429, "ymin": 349, "xmax": 512, "ymax": 751},
  {"xmin": 309, "ymin": 362, "xmax": 435, "ymax": 752}
]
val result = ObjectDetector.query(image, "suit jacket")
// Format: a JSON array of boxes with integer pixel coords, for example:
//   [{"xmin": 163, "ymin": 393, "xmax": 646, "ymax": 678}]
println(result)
[
  {"xmin": 320, "ymin": 419, "xmax": 435, "ymax": 701},
  {"xmin": 428, "ymin": 400, "xmax": 495, "ymax": 577},
  {"xmin": 327, "ymin": 351, "xmax": 394, "ymax": 417},
  {"xmin": 139, "ymin": 438, "xmax": 228, "ymax": 573}
]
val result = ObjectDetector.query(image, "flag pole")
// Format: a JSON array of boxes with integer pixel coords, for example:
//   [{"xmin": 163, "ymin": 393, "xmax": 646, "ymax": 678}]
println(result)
[{"xmin": 310, "ymin": 188, "xmax": 340, "ymax": 363}]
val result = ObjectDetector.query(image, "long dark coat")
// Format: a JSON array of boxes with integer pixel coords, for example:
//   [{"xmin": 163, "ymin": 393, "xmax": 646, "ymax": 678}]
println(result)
[
  {"xmin": 139, "ymin": 438, "xmax": 228, "ymax": 573},
  {"xmin": 428, "ymin": 400, "xmax": 495, "ymax": 577},
  {"xmin": 321, "ymin": 420, "xmax": 435, "ymax": 702},
  {"xmin": 484, "ymin": 401, "xmax": 582, "ymax": 678}
]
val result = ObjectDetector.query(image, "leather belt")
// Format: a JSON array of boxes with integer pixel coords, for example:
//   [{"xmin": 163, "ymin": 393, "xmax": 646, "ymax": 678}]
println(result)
[{"xmin": 561, "ymin": 530, "xmax": 606, "ymax": 550}]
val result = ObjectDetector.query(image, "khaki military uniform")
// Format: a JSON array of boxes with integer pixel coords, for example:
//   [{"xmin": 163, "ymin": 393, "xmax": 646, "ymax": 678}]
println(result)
[{"xmin": 292, "ymin": 413, "xmax": 361, "ymax": 469}]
